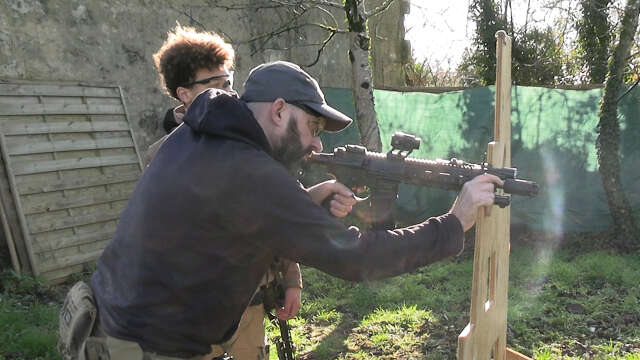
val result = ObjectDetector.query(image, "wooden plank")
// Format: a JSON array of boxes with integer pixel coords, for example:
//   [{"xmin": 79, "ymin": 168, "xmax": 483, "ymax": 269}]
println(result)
[
  {"xmin": 118, "ymin": 86, "xmax": 145, "ymax": 171},
  {"xmin": 0, "ymin": 103, "xmax": 124, "ymax": 116},
  {"xmin": 458, "ymin": 31, "xmax": 520, "ymax": 360},
  {"xmin": 17, "ymin": 170, "xmax": 140, "ymax": 195},
  {"xmin": 33, "ymin": 228, "xmax": 115, "ymax": 254},
  {"xmin": 11, "ymin": 154, "xmax": 139, "ymax": 175},
  {"xmin": 23, "ymin": 187, "xmax": 134, "ymax": 215},
  {"xmin": 7, "ymin": 136, "xmax": 134, "ymax": 155},
  {"xmin": 41, "ymin": 263, "xmax": 87, "ymax": 285},
  {"xmin": 37, "ymin": 239, "xmax": 109, "ymax": 272},
  {"xmin": 0, "ymin": 156, "xmax": 32, "ymax": 273},
  {"xmin": 0, "ymin": 132, "xmax": 38, "ymax": 274},
  {"xmin": 38, "ymin": 249, "xmax": 104, "ymax": 274},
  {"xmin": 0, "ymin": 96, "xmax": 40, "ymax": 105},
  {"xmin": 0, "ymin": 189, "xmax": 21, "ymax": 272},
  {"xmin": 505, "ymin": 348, "xmax": 532, "ymax": 360},
  {"xmin": 2, "ymin": 120, "xmax": 129, "ymax": 135},
  {"xmin": 28, "ymin": 208, "xmax": 123, "ymax": 234},
  {"xmin": 0, "ymin": 83, "xmax": 120, "ymax": 98},
  {"xmin": 41, "ymin": 236, "xmax": 109, "ymax": 259}
]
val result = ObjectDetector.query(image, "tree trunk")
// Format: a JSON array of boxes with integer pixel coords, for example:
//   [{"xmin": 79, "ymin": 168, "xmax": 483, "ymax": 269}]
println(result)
[
  {"xmin": 596, "ymin": 0, "xmax": 640, "ymax": 251},
  {"xmin": 344, "ymin": 0, "xmax": 382, "ymax": 151}
]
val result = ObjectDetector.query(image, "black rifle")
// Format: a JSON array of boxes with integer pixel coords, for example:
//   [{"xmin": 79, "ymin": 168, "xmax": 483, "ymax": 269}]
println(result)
[
  {"xmin": 304, "ymin": 132, "xmax": 539, "ymax": 226},
  {"xmin": 263, "ymin": 276, "xmax": 295, "ymax": 360},
  {"xmin": 272, "ymin": 315, "xmax": 294, "ymax": 360}
]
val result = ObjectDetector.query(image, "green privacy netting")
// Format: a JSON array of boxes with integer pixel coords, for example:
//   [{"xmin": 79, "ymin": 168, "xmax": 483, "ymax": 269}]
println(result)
[{"xmin": 319, "ymin": 86, "xmax": 640, "ymax": 233}]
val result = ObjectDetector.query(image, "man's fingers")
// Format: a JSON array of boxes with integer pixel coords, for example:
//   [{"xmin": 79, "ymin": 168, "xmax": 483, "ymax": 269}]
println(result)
[
  {"xmin": 329, "ymin": 193, "xmax": 357, "ymax": 217},
  {"xmin": 475, "ymin": 182, "xmax": 497, "ymax": 193},
  {"xmin": 330, "ymin": 207, "xmax": 349, "ymax": 218},
  {"xmin": 277, "ymin": 308, "xmax": 290, "ymax": 321},
  {"xmin": 333, "ymin": 193, "xmax": 357, "ymax": 206},
  {"xmin": 278, "ymin": 303, "xmax": 292, "ymax": 320},
  {"xmin": 450, "ymin": 174, "xmax": 505, "ymax": 231},
  {"xmin": 333, "ymin": 184, "xmax": 355, "ymax": 198},
  {"xmin": 477, "ymin": 173, "xmax": 504, "ymax": 186}
]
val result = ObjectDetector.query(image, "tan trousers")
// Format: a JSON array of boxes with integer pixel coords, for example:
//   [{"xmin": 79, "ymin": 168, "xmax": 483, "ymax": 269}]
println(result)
[
  {"xmin": 85, "ymin": 305, "xmax": 267, "ymax": 360},
  {"xmin": 84, "ymin": 335, "xmax": 205, "ymax": 360},
  {"xmin": 204, "ymin": 304, "xmax": 267, "ymax": 360}
]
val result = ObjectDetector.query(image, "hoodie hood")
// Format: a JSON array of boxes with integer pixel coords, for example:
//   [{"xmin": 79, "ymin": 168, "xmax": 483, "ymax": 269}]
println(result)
[{"xmin": 182, "ymin": 88, "xmax": 272, "ymax": 154}]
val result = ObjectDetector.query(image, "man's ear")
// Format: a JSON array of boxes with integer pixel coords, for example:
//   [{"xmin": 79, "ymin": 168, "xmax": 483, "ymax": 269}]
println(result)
[
  {"xmin": 176, "ymin": 86, "xmax": 192, "ymax": 105},
  {"xmin": 270, "ymin": 98, "xmax": 288, "ymax": 127}
]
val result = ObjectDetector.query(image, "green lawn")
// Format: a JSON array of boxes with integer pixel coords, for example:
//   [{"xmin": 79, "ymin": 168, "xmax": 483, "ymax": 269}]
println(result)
[
  {"xmin": 265, "ymin": 244, "xmax": 640, "ymax": 359},
  {"xmin": 1, "ymin": 272, "xmax": 60, "ymax": 360},
  {"xmin": 2, "ymin": 241, "xmax": 640, "ymax": 360}
]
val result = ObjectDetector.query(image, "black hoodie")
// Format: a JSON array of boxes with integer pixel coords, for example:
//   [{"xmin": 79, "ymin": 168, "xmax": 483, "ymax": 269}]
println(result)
[{"xmin": 91, "ymin": 89, "xmax": 464, "ymax": 357}]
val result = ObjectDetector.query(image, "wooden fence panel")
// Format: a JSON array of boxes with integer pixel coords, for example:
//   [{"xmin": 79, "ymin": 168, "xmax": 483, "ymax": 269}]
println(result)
[{"xmin": 0, "ymin": 81, "xmax": 143, "ymax": 283}]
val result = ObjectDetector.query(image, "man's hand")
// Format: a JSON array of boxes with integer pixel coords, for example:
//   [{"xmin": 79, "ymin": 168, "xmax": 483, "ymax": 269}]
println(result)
[
  {"xmin": 450, "ymin": 174, "xmax": 504, "ymax": 231},
  {"xmin": 306, "ymin": 180, "xmax": 357, "ymax": 218},
  {"xmin": 276, "ymin": 287, "xmax": 301, "ymax": 321}
]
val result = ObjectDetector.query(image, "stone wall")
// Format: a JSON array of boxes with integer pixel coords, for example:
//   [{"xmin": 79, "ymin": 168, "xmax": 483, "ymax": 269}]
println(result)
[{"xmin": 0, "ymin": 0, "xmax": 409, "ymax": 149}]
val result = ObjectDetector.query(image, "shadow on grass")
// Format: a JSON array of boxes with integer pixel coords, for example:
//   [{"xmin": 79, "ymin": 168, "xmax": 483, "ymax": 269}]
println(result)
[{"xmin": 298, "ymin": 313, "xmax": 359, "ymax": 359}]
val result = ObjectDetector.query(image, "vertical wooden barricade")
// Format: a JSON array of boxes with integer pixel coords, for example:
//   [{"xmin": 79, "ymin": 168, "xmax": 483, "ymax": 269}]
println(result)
[{"xmin": 457, "ymin": 31, "xmax": 532, "ymax": 360}]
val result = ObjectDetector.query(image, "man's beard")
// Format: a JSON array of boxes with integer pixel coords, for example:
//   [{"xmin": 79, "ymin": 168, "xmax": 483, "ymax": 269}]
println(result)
[{"xmin": 271, "ymin": 114, "xmax": 314, "ymax": 172}]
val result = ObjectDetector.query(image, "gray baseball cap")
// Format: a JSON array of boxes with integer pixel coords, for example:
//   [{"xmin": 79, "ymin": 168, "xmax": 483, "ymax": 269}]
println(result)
[{"xmin": 241, "ymin": 61, "xmax": 353, "ymax": 132}]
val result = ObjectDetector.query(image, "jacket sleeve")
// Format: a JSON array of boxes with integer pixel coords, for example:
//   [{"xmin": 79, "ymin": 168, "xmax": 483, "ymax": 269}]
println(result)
[
  {"xmin": 228, "ymin": 156, "xmax": 465, "ymax": 283},
  {"xmin": 280, "ymin": 260, "xmax": 302, "ymax": 289}
]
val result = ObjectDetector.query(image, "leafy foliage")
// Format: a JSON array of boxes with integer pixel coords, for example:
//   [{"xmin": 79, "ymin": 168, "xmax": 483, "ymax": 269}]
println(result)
[
  {"xmin": 403, "ymin": 59, "xmax": 464, "ymax": 87},
  {"xmin": 457, "ymin": 0, "xmax": 506, "ymax": 86},
  {"xmin": 595, "ymin": 0, "xmax": 640, "ymax": 251},
  {"xmin": 458, "ymin": 0, "xmax": 579, "ymax": 86},
  {"xmin": 576, "ymin": 0, "xmax": 613, "ymax": 83}
]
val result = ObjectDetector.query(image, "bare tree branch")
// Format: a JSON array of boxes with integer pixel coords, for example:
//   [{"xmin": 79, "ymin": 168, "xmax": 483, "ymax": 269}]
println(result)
[
  {"xmin": 364, "ymin": 0, "xmax": 397, "ymax": 18},
  {"xmin": 206, "ymin": 0, "xmax": 342, "ymax": 11},
  {"xmin": 615, "ymin": 73, "xmax": 640, "ymax": 102},
  {"xmin": 164, "ymin": 1, "xmax": 236, "ymax": 41},
  {"xmin": 305, "ymin": 30, "xmax": 337, "ymax": 67},
  {"xmin": 306, "ymin": 0, "xmax": 344, "ymax": 10},
  {"xmin": 243, "ymin": 20, "xmax": 345, "ymax": 45}
]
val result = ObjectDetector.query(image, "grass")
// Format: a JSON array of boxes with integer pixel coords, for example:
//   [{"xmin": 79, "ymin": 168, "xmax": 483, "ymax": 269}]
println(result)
[
  {"xmin": 264, "ymin": 244, "xmax": 640, "ymax": 359},
  {"xmin": 1, "ymin": 271, "xmax": 61, "ymax": 360},
  {"xmin": 2, "ymin": 239, "xmax": 640, "ymax": 360}
]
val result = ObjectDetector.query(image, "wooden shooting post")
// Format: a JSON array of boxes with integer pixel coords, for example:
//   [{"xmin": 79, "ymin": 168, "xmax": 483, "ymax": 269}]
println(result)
[{"xmin": 457, "ymin": 31, "xmax": 533, "ymax": 360}]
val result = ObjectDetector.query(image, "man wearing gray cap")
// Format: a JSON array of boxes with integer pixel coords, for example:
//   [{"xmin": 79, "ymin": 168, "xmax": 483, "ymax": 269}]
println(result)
[{"xmin": 85, "ymin": 61, "xmax": 501, "ymax": 359}]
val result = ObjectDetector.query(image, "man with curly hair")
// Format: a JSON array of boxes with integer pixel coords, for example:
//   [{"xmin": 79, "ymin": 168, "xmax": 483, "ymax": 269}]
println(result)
[{"xmin": 145, "ymin": 25, "xmax": 235, "ymax": 163}]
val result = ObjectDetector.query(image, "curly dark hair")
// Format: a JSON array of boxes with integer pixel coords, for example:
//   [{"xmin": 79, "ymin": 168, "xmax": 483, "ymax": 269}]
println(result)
[{"xmin": 153, "ymin": 25, "xmax": 235, "ymax": 100}]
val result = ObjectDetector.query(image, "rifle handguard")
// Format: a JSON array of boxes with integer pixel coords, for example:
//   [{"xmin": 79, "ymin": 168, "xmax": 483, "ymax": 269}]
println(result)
[{"xmin": 502, "ymin": 178, "xmax": 539, "ymax": 197}]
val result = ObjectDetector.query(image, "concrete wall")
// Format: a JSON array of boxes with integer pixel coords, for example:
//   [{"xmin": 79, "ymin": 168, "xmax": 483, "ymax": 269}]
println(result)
[
  {"xmin": 0, "ymin": 0, "xmax": 409, "ymax": 149},
  {"xmin": 370, "ymin": 0, "xmax": 411, "ymax": 87}
]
